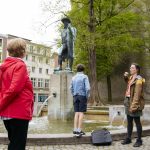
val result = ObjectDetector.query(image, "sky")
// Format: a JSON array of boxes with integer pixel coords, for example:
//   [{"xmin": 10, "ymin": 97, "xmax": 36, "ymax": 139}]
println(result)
[{"xmin": 0, "ymin": 0, "xmax": 70, "ymax": 49}]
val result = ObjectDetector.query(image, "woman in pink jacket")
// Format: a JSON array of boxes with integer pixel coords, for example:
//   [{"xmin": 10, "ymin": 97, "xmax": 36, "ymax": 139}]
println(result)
[{"xmin": 0, "ymin": 38, "xmax": 34, "ymax": 150}]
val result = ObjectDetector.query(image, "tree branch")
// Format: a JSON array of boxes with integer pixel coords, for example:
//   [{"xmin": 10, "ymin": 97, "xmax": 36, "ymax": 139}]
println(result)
[{"xmin": 96, "ymin": 0, "xmax": 135, "ymax": 26}]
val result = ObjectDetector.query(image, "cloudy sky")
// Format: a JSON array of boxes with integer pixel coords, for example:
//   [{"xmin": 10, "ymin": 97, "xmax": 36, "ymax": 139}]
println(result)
[{"xmin": 0, "ymin": 0, "xmax": 70, "ymax": 48}]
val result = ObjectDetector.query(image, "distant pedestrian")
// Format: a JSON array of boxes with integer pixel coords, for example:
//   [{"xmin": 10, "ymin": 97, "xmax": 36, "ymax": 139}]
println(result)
[
  {"xmin": 0, "ymin": 38, "xmax": 34, "ymax": 150},
  {"xmin": 70, "ymin": 64, "xmax": 90, "ymax": 137},
  {"xmin": 121, "ymin": 63, "xmax": 145, "ymax": 147}
]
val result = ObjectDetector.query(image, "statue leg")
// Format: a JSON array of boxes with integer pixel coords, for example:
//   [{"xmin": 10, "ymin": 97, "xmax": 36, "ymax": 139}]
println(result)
[
  {"xmin": 67, "ymin": 42, "xmax": 74, "ymax": 71},
  {"xmin": 69, "ymin": 57, "xmax": 74, "ymax": 71},
  {"xmin": 58, "ymin": 55, "xmax": 63, "ymax": 70}
]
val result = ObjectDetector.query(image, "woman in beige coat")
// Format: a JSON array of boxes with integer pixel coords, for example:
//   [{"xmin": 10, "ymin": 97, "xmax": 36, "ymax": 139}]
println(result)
[{"xmin": 121, "ymin": 63, "xmax": 145, "ymax": 147}]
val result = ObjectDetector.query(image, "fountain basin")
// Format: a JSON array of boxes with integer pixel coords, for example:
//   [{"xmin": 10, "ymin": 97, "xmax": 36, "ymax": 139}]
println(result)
[
  {"xmin": 1, "ymin": 105, "xmax": 150, "ymax": 134},
  {"xmin": 0, "ymin": 116, "xmax": 111, "ymax": 134}
]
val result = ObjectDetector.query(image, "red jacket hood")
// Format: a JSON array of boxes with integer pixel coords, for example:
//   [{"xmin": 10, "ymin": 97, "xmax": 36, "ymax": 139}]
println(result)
[{"xmin": 0, "ymin": 57, "xmax": 24, "ymax": 72}]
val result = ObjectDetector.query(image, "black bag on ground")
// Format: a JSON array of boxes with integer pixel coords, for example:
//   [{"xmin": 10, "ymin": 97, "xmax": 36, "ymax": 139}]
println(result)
[{"xmin": 91, "ymin": 128, "xmax": 112, "ymax": 146}]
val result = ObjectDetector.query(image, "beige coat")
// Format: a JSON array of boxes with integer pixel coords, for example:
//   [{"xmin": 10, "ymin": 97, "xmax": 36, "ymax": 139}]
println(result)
[{"xmin": 124, "ymin": 75, "xmax": 145, "ymax": 113}]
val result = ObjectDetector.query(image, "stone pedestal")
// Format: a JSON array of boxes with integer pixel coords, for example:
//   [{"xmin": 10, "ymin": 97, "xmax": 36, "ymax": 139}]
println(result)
[{"xmin": 48, "ymin": 71, "xmax": 74, "ymax": 121}]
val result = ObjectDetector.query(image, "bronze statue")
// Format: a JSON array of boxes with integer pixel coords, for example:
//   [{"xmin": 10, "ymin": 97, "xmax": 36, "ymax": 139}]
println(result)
[{"xmin": 57, "ymin": 18, "xmax": 77, "ymax": 71}]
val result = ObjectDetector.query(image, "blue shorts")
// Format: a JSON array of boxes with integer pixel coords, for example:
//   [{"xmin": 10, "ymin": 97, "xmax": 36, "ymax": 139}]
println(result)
[{"xmin": 73, "ymin": 95, "xmax": 87, "ymax": 112}]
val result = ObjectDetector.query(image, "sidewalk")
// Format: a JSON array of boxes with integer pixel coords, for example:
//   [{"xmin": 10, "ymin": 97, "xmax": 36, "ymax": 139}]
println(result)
[{"xmin": 0, "ymin": 136, "xmax": 150, "ymax": 150}]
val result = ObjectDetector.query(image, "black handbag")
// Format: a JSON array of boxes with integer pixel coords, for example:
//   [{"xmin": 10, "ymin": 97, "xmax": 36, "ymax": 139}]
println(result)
[{"xmin": 91, "ymin": 128, "xmax": 112, "ymax": 146}]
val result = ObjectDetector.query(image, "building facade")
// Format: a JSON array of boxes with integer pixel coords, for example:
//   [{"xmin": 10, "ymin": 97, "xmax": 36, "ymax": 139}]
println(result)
[
  {"xmin": 0, "ymin": 34, "xmax": 54, "ymax": 115},
  {"xmin": 25, "ymin": 42, "xmax": 52, "ymax": 104}
]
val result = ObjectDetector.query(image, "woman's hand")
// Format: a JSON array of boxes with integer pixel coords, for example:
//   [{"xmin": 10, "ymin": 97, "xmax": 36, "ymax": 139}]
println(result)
[
  {"xmin": 124, "ymin": 72, "xmax": 129, "ymax": 77},
  {"xmin": 124, "ymin": 72, "xmax": 129, "ymax": 83}
]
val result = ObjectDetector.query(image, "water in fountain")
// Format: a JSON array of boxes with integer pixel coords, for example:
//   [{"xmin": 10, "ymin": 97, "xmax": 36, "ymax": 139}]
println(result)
[
  {"xmin": 122, "ymin": 114, "xmax": 126, "ymax": 126},
  {"xmin": 0, "ymin": 104, "xmax": 128, "ymax": 134},
  {"xmin": 37, "ymin": 95, "xmax": 54, "ymax": 117},
  {"xmin": 110, "ymin": 112, "xmax": 117, "ymax": 126},
  {"xmin": 103, "ymin": 111, "xmax": 126, "ymax": 130}
]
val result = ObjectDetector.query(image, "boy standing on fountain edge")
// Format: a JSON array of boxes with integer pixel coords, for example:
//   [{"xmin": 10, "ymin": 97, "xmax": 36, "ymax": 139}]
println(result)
[{"xmin": 70, "ymin": 64, "xmax": 90, "ymax": 137}]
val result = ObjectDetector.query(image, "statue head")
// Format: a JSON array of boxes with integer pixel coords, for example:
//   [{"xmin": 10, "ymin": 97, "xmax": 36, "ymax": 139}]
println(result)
[{"xmin": 61, "ymin": 18, "xmax": 71, "ymax": 29}]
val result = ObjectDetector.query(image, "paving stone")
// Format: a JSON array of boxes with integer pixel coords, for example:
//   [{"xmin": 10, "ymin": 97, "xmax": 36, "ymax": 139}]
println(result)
[{"xmin": 1, "ymin": 136, "xmax": 150, "ymax": 150}]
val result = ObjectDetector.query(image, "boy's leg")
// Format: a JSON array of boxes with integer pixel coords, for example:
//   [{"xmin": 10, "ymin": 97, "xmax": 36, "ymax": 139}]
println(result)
[
  {"xmin": 74, "ymin": 112, "xmax": 79, "ymax": 131},
  {"xmin": 78, "ymin": 96, "xmax": 87, "ymax": 133},
  {"xmin": 73, "ymin": 96, "xmax": 79, "ymax": 132},
  {"xmin": 78, "ymin": 112, "xmax": 84, "ymax": 130}
]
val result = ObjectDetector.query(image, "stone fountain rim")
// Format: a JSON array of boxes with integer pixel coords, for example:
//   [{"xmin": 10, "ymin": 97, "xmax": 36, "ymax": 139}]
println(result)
[{"xmin": 0, "ymin": 126, "xmax": 150, "ymax": 145}]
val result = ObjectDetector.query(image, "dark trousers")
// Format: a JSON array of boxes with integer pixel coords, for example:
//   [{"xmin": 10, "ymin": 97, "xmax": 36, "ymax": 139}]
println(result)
[
  {"xmin": 127, "ymin": 115, "xmax": 142, "ymax": 140},
  {"xmin": 3, "ymin": 119, "xmax": 29, "ymax": 150}
]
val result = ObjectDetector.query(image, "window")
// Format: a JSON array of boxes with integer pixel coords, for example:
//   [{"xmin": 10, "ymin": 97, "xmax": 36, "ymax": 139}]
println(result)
[
  {"xmin": 33, "ymin": 49, "xmax": 37, "ymax": 54},
  {"xmin": 32, "ymin": 67, "xmax": 35, "ymax": 73},
  {"xmin": 39, "ymin": 57, "xmax": 43, "ymax": 63},
  {"xmin": 0, "ymin": 52, "xmax": 2, "ymax": 62},
  {"xmin": 26, "ymin": 55, "xmax": 28, "ymax": 61},
  {"xmin": 46, "ymin": 69, "xmax": 49, "ymax": 74},
  {"xmin": 34, "ymin": 93, "xmax": 36, "ymax": 102},
  {"xmin": 45, "ymin": 79, "xmax": 49, "ymax": 88},
  {"xmin": 43, "ymin": 49, "xmax": 46, "ymax": 55},
  {"xmin": 38, "ymin": 78, "xmax": 43, "ymax": 88},
  {"xmin": 46, "ymin": 58, "xmax": 49, "ymax": 64},
  {"xmin": 31, "ymin": 78, "xmax": 37, "ymax": 88},
  {"xmin": 37, "ymin": 47, "xmax": 40, "ymax": 54},
  {"xmin": 46, "ymin": 50, "xmax": 50, "ymax": 56},
  {"xmin": 38, "ymin": 94, "xmax": 48, "ymax": 102},
  {"xmin": 39, "ymin": 68, "xmax": 42, "ymax": 74},
  {"xmin": 30, "ymin": 45, "xmax": 33, "ymax": 52},
  {"xmin": 0, "ymin": 39, "xmax": 2, "ymax": 49},
  {"xmin": 40, "ymin": 49, "xmax": 44, "ymax": 55},
  {"xmin": 32, "ymin": 56, "xmax": 35, "ymax": 62}
]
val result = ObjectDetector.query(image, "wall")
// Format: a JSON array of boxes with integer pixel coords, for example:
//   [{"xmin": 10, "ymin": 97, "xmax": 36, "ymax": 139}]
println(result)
[{"xmin": 97, "ymin": 52, "xmax": 150, "ymax": 103}]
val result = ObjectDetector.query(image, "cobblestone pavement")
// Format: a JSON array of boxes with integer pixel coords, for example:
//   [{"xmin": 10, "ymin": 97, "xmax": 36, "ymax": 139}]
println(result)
[{"xmin": 1, "ymin": 137, "xmax": 150, "ymax": 150}]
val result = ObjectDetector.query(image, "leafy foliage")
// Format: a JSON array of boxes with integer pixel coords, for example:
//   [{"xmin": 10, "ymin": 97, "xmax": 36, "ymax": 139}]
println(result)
[{"xmin": 68, "ymin": 0, "xmax": 145, "ymax": 80}]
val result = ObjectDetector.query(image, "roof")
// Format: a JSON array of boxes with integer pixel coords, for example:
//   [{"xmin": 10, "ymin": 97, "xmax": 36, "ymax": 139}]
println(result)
[
  {"xmin": 29, "ymin": 42, "xmax": 51, "ymax": 49},
  {"xmin": 0, "ymin": 33, "xmax": 31, "ymax": 42},
  {"xmin": 0, "ymin": 33, "xmax": 51, "ymax": 48},
  {"xmin": 7, "ymin": 34, "xmax": 31, "ymax": 42}
]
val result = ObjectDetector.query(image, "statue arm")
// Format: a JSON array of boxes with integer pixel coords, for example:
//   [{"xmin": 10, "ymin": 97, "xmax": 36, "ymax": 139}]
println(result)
[{"xmin": 68, "ymin": 24, "xmax": 77, "ymax": 40}]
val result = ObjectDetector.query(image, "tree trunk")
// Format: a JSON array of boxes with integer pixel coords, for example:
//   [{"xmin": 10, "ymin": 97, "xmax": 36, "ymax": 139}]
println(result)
[
  {"xmin": 88, "ymin": 0, "xmax": 104, "ymax": 106},
  {"xmin": 107, "ymin": 75, "xmax": 112, "ymax": 102}
]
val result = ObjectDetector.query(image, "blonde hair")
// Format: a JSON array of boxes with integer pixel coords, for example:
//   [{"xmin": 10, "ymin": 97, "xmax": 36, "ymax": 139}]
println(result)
[{"xmin": 7, "ymin": 38, "xmax": 26, "ymax": 58}]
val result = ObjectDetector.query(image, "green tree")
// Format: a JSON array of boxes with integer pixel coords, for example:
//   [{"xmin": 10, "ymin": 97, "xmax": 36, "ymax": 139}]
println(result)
[
  {"xmin": 142, "ymin": 0, "xmax": 150, "ymax": 51},
  {"xmin": 68, "ymin": 0, "xmax": 144, "ymax": 105}
]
